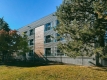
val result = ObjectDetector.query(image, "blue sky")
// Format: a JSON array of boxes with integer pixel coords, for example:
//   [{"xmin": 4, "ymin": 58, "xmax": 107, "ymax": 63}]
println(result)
[{"xmin": 0, "ymin": 0, "xmax": 62, "ymax": 30}]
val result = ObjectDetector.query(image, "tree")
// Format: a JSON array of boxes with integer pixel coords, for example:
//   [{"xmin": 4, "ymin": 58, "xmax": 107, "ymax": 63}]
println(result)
[
  {"xmin": 0, "ymin": 18, "xmax": 30, "ymax": 62},
  {"xmin": 0, "ymin": 18, "xmax": 10, "ymax": 32},
  {"xmin": 0, "ymin": 30, "xmax": 9, "ymax": 62},
  {"xmin": 55, "ymin": 0, "xmax": 107, "ymax": 66},
  {"xmin": 16, "ymin": 34, "xmax": 30, "ymax": 61}
]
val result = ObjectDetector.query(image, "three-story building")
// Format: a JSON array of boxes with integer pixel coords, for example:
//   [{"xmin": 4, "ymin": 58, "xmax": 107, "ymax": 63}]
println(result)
[{"xmin": 18, "ymin": 13, "xmax": 107, "ymax": 66}]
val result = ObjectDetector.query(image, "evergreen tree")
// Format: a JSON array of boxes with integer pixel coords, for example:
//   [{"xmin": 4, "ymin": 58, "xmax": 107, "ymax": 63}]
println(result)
[
  {"xmin": 56, "ymin": 0, "xmax": 107, "ymax": 66},
  {"xmin": 0, "ymin": 18, "xmax": 10, "ymax": 32}
]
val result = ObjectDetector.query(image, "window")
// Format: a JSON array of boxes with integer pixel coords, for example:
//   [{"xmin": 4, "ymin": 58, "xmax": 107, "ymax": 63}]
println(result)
[
  {"xmin": 45, "ymin": 22, "xmax": 51, "ymax": 31},
  {"xmin": 29, "ymin": 39, "xmax": 33, "ymax": 45},
  {"xmin": 105, "ymin": 34, "xmax": 107, "ymax": 46},
  {"xmin": 45, "ymin": 35, "xmax": 51, "ymax": 43},
  {"xmin": 23, "ymin": 31, "xmax": 27, "ymax": 37},
  {"xmin": 28, "ymin": 50, "xmax": 33, "ymax": 56},
  {"xmin": 45, "ymin": 48, "xmax": 51, "ymax": 56},
  {"xmin": 56, "ymin": 33, "xmax": 60, "ymax": 41},
  {"xmin": 24, "ymin": 31, "xmax": 27, "ymax": 34},
  {"xmin": 54, "ymin": 20, "xmax": 59, "ymax": 28},
  {"xmin": 57, "ymin": 49, "xmax": 62, "ymax": 56},
  {"xmin": 54, "ymin": 47, "xmax": 65, "ymax": 56},
  {"xmin": 55, "ymin": 33, "xmax": 64, "ymax": 42},
  {"xmin": 56, "ymin": 20, "xmax": 59, "ymax": 26},
  {"xmin": 29, "ymin": 29, "xmax": 33, "ymax": 36}
]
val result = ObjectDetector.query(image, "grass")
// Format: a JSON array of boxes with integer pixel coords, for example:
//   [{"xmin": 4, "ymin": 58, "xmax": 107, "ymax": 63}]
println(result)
[{"xmin": 0, "ymin": 64, "xmax": 107, "ymax": 80}]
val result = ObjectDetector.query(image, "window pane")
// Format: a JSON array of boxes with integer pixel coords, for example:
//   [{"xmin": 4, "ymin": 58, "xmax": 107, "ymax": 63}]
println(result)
[
  {"xmin": 56, "ymin": 33, "xmax": 64, "ymax": 41},
  {"xmin": 29, "ymin": 50, "xmax": 33, "ymax": 56},
  {"xmin": 45, "ymin": 23, "xmax": 51, "ymax": 31},
  {"xmin": 30, "ymin": 29, "xmax": 33, "ymax": 35},
  {"xmin": 30, "ymin": 39, "xmax": 33, "ymax": 45},
  {"xmin": 45, "ymin": 35, "xmax": 51, "ymax": 43},
  {"xmin": 45, "ymin": 48, "xmax": 51, "ymax": 56},
  {"xmin": 56, "ymin": 20, "xmax": 59, "ymax": 26},
  {"xmin": 24, "ymin": 31, "xmax": 27, "ymax": 37},
  {"xmin": 55, "ymin": 47, "xmax": 65, "ymax": 56}
]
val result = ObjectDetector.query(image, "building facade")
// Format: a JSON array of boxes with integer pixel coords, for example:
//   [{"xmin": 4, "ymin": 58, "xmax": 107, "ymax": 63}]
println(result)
[{"xmin": 18, "ymin": 13, "xmax": 107, "ymax": 66}]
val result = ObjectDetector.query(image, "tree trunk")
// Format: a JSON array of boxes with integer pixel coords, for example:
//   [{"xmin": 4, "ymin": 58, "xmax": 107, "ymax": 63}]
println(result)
[
  {"xmin": 96, "ymin": 35, "xmax": 104, "ymax": 66},
  {"xmin": 96, "ymin": 53, "xmax": 100, "ymax": 66}
]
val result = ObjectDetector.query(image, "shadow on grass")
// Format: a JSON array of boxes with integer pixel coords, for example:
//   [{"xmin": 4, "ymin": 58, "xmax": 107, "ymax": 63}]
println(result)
[
  {"xmin": 88, "ymin": 66, "xmax": 107, "ymax": 72},
  {"xmin": 0, "ymin": 60, "xmax": 64, "ymax": 67},
  {"xmin": 88, "ymin": 61, "xmax": 107, "ymax": 72}
]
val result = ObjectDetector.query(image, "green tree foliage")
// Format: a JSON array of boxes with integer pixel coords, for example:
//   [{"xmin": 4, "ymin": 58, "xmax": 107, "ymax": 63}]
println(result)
[
  {"xmin": 17, "ymin": 34, "xmax": 30, "ymax": 59},
  {"xmin": 0, "ymin": 18, "xmax": 10, "ymax": 32},
  {"xmin": 56, "ymin": 0, "xmax": 107, "ymax": 65},
  {"xmin": 0, "ymin": 18, "xmax": 30, "ymax": 62}
]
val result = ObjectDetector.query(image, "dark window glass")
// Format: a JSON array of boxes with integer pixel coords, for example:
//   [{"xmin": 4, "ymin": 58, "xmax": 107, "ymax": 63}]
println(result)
[
  {"xmin": 45, "ymin": 48, "xmax": 51, "ymax": 56},
  {"xmin": 30, "ymin": 39, "xmax": 33, "ymax": 45},
  {"xmin": 56, "ymin": 20, "xmax": 59, "ymax": 26},
  {"xmin": 24, "ymin": 31, "xmax": 27, "ymax": 37},
  {"xmin": 29, "ymin": 50, "xmax": 33, "ymax": 56},
  {"xmin": 45, "ymin": 35, "xmax": 51, "ymax": 43},
  {"xmin": 29, "ymin": 29, "xmax": 33, "ymax": 36},
  {"xmin": 45, "ymin": 23, "xmax": 51, "ymax": 31},
  {"xmin": 56, "ymin": 33, "xmax": 64, "ymax": 41},
  {"xmin": 57, "ymin": 48, "xmax": 64, "ymax": 56},
  {"xmin": 24, "ymin": 31, "xmax": 27, "ymax": 34}
]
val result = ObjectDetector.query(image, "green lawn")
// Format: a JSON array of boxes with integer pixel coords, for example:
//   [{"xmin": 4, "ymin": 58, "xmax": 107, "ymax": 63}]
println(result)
[{"xmin": 0, "ymin": 65, "xmax": 107, "ymax": 80}]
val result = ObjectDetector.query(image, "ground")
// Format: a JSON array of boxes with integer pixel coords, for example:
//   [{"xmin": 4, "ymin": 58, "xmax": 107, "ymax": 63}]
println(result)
[{"xmin": 0, "ymin": 63, "xmax": 107, "ymax": 80}]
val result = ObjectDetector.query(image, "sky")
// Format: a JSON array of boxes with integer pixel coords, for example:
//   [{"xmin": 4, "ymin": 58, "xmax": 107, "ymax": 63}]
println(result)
[{"xmin": 0, "ymin": 0, "xmax": 62, "ymax": 30}]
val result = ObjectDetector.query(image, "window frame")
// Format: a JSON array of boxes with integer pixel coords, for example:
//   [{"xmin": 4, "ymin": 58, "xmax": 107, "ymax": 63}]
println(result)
[
  {"xmin": 29, "ymin": 29, "xmax": 34, "ymax": 36},
  {"xmin": 29, "ymin": 39, "xmax": 33, "ymax": 45}
]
